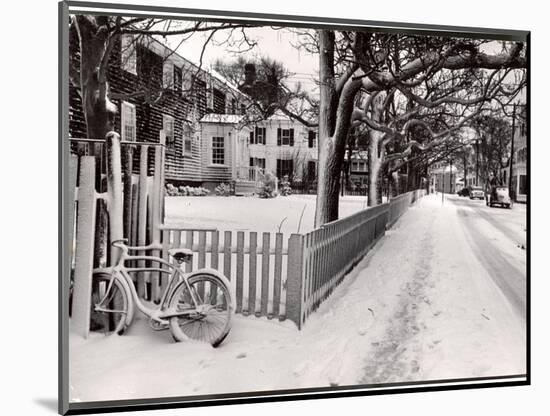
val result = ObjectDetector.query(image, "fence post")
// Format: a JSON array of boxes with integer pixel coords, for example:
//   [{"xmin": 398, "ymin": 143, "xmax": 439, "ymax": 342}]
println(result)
[
  {"xmin": 286, "ymin": 234, "xmax": 305, "ymax": 329},
  {"xmin": 137, "ymin": 145, "xmax": 149, "ymax": 298},
  {"xmin": 106, "ymin": 132, "xmax": 123, "ymax": 263},
  {"xmin": 72, "ymin": 156, "xmax": 97, "ymax": 338},
  {"xmin": 67, "ymin": 154, "xmax": 78, "ymax": 257}
]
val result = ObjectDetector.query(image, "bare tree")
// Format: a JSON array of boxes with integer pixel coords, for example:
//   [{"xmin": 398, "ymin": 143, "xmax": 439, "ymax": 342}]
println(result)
[
  {"xmin": 69, "ymin": 15, "xmax": 256, "ymax": 141},
  {"xmin": 312, "ymin": 30, "xmax": 526, "ymax": 225}
]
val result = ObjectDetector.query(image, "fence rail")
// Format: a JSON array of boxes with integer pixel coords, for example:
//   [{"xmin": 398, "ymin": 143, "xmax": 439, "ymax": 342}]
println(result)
[
  {"xmin": 69, "ymin": 132, "xmax": 426, "ymax": 334},
  {"xmin": 297, "ymin": 203, "xmax": 389, "ymax": 327},
  {"xmin": 157, "ymin": 228, "xmax": 290, "ymax": 321}
]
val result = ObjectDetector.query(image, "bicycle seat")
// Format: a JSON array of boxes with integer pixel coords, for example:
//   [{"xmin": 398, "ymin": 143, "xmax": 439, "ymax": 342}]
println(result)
[{"xmin": 168, "ymin": 248, "xmax": 194, "ymax": 263}]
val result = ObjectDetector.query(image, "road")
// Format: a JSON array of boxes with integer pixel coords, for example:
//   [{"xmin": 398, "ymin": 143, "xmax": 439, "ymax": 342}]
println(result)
[{"xmin": 447, "ymin": 194, "xmax": 527, "ymax": 319}]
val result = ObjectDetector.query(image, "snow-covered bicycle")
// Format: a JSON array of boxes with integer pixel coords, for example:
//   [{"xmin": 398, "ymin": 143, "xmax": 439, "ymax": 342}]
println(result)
[{"xmin": 91, "ymin": 239, "xmax": 232, "ymax": 347}]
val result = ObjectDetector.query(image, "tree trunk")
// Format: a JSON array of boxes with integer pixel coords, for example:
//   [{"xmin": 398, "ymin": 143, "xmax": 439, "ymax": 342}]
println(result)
[
  {"xmin": 314, "ymin": 31, "xmax": 360, "ymax": 227},
  {"xmin": 367, "ymin": 133, "xmax": 383, "ymax": 207},
  {"xmin": 366, "ymin": 92, "xmax": 387, "ymax": 207},
  {"xmin": 75, "ymin": 16, "xmax": 117, "ymax": 141}
]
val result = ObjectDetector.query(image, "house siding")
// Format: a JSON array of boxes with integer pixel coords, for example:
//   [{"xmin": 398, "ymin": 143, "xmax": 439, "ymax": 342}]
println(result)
[
  {"xmin": 248, "ymin": 117, "xmax": 317, "ymax": 180},
  {"xmin": 68, "ymin": 32, "xmax": 253, "ymax": 186}
]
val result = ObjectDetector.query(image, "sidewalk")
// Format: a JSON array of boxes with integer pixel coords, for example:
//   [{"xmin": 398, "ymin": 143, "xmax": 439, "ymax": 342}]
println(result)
[{"xmin": 69, "ymin": 194, "xmax": 526, "ymax": 402}]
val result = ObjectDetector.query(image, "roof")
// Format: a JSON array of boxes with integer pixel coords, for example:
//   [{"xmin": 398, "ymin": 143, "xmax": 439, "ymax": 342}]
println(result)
[
  {"xmin": 259, "ymin": 109, "xmax": 314, "ymax": 127},
  {"xmin": 199, "ymin": 114, "xmax": 245, "ymax": 124}
]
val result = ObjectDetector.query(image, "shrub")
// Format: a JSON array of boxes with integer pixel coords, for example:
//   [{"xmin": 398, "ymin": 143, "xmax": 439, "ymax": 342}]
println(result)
[
  {"xmin": 279, "ymin": 175, "xmax": 292, "ymax": 196},
  {"xmin": 165, "ymin": 183, "xmax": 210, "ymax": 197},
  {"xmin": 165, "ymin": 183, "xmax": 179, "ymax": 196},
  {"xmin": 215, "ymin": 182, "xmax": 233, "ymax": 196},
  {"xmin": 258, "ymin": 172, "xmax": 278, "ymax": 198}
]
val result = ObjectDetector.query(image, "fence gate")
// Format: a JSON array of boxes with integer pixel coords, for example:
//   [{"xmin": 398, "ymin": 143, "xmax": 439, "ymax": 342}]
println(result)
[{"xmin": 69, "ymin": 132, "xmax": 165, "ymax": 338}]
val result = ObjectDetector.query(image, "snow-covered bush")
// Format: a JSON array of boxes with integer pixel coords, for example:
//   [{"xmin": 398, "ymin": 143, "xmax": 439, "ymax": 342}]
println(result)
[
  {"xmin": 165, "ymin": 183, "xmax": 179, "ymax": 196},
  {"xmin": 258, "ymin": 172, "xmax": 278, "ymax": 198},
  {"xmin": 165, "ymin": 183, "xmax": 210, "ymax": 197},
  {"xmin": 215, "ymin": 182, "xmax": 233, "ymax": 196},
  {"xmin": 279, "ymin": 175, "xmax": 292, "ymax": 196}
]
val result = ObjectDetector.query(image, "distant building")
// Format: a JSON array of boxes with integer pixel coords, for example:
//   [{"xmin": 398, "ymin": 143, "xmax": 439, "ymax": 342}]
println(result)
[
  {"xmin": 430, "ymin": 162, "xmax": 460, "ymax": 194},
  {"xmin": 247, "ymin": 111, "xmax": 318, "ymax": 183},
  {"xmin": 348, "ymin": 150, "xmax": 369, "ymax": 189},
  {"xmin": 501, "ymin": 106, "xmax": 527, "ymax": 203}
]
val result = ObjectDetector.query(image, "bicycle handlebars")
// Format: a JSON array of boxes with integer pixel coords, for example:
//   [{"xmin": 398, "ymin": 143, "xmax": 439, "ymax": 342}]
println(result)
[{"xmin": 111, "ymin": 239, "xmax": 163, "ymax": 252}]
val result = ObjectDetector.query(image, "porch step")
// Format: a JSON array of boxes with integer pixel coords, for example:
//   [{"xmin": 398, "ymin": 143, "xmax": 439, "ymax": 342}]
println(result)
[{"xmin": 235, "ymin": 180, "xmax": 259, "ymax": 196}]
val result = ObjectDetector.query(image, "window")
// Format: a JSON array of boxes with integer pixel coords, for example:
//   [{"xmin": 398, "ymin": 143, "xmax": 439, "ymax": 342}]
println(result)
[
  {"xmin": 240, "ymin": 103, "xmax": 246, "ymax": 115},
  {"xmin": 520, "ymin": 123, "xmax": 526, "ymax": 137},
  {"xmin": 163, "ymin": 115, "xmax": 175, "ymax": 150},
  {"xmin": 121, "ymin": 102, "xmax": 136, "ymax": 142},
  {"xmin": 212, "ymin": 137, "xmax": 225, "ymax": 165},
  {"xmin": 276, "ymin": 159, "xmax": 294, "ymax": 179},
  {"xmin": 182, "ymin": 73, "xmax": 193, "ymax": 93},
  {"xmin": 277, "ymin": 128, "xmax": 294, "ymax": 146},
  {"xmin": 163, "ymin": 61, "xmax": 174, "ymax": 89},
  {"xmin": 307, "ymin": 161, "xmax": 316, "ymax": 181},
  {"xmin": 308, "ymin": 130, "xmax": 316, "ymax": 148},
  {"xmin": 251, "ymin": 127, "xmax": 266, "ymax": 145},
  {"xmin": 353, "ymin": 160, "xmax": 367, "ymax": 172},
  {"xmin": 230, "ymin": 99, "xmax": 237, "ymax": 115},
  {"xmin": 250, "ymin": 157, "xmax": 266, "ymax": 169},
  {"xmin": 517, "ymin": 147, "xmax": 527, "ymax": 164},
  {"xmin": 213, "ymin": 89, "xmax": 226, "ymax": 113},
  {"xmin": 519, "ymin": 174, "xmax": 527, "ymax": 195},
  {"xmin": 121, "ymin": 34, "xmax": 137, "ymax": 74},
  {"xmin": 194, "ymin": 79, "xmax": 207, "ymax": 117},
  {"xmin": 182, "ymin": 122, "xmax": 192, "ymax": 156}
]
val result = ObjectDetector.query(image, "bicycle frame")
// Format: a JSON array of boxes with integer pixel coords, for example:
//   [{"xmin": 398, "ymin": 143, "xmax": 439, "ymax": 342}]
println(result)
[{"xmin": 96, "ymin": 242, "xmax": 202, "ymax": 325}]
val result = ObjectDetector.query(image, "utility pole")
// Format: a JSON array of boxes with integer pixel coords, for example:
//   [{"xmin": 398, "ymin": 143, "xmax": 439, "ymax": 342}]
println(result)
[
  {"xmin": 449, "ymin": 158, "xmax": 453, "ymax": 194},
  {"xmin": 509, "ymin": 103, "xmax": 517, "ymax": 200},
  {"xmin": 475, "ymin": 138, "xmax": 479, "ymax": 186}
]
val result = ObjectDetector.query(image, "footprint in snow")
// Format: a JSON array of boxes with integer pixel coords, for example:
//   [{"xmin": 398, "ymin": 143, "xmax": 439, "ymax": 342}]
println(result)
[{"xmin": 236, "ymin": 352, "xmax": 247, "ymax": 359}]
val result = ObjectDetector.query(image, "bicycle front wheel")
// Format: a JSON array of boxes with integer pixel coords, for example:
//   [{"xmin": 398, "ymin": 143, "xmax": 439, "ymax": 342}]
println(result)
[
  {"xmin": 168, "ymin": 273, "xmax": 232, "ymax": 347},
  {"xmin": 91, "ymin": 273, "xmax": 132, "ymax": 335}
]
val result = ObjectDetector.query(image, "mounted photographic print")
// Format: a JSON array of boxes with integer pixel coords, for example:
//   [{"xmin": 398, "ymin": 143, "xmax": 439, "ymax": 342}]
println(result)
[{"xmin": 59, "ymin": 1, "xmax": 530, "ymax": 414}]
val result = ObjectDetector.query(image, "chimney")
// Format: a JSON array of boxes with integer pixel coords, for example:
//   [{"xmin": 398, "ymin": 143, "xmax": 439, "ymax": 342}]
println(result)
[{"xmin": 244, "ymin": 63, "xmax": 257, "ymax": 86}]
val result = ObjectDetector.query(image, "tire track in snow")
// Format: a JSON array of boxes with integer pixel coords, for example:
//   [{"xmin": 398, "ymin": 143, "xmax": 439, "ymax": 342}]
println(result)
[
  {"xmin": 360, "ymin": 208, "xmax": 436, "ymax": 384},
  {"xmin": 454, "ymin": 207, "xmax": 526, "ymax": 319}
]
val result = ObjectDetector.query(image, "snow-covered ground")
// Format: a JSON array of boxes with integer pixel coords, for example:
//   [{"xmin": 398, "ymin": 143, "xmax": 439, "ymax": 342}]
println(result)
[
  {"xmin": 69, "ymin": 194, "xmax": 526, "ymax": 403},
  {"xmin": 164, "ymin": 194, "xmax": 375, "ymax": 234}
]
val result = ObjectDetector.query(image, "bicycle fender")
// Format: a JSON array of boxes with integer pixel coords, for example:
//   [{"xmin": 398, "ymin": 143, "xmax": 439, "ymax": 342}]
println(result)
[{"xmin": 187, "ymin": 268, "xmax": 234, "ymax": 310}]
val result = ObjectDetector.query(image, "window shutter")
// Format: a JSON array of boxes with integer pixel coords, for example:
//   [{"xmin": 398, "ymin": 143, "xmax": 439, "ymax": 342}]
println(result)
[
  {"xmin": 277, "ymin": 128, "xmax": 282, "ymax": 146},
  {"xmin": 262, "ymin": 128, "xmax": 267, "ymax": 144},
  {"xmin": 289, "ymin": 129, "xmax": 294, "ymax": 146}
]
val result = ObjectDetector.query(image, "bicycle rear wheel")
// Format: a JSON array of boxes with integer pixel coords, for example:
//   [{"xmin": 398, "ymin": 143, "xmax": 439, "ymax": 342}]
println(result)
[
  {"xmin": 90, "ymin": 273, "xmax": 132, "ymax": 335},
  {"xmin": 168, "ymin": 273, "xmax": 232, "ymax": 347}
]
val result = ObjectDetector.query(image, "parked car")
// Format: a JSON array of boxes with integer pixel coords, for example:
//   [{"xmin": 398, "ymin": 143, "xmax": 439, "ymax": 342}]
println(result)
[
  {"xmin": 486, "ymin": 186, "xmax": 513, "ymax": 209},
  {"xmin": 469, "ymin": 186, "xmax": 485, "ymax": 200},
  {"xmin": 457, "ymin": 187, "xmax": 470, "ymax": 197}
]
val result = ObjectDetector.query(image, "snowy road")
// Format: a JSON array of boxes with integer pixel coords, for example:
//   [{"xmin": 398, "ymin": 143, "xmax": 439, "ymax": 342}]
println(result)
[
  {"xmin": 358, "ymin": 194, "xmax": 527, "ymax": 385},
  {"xmin": 448, "ymin": 195, "xmax": 527, "ymax": 318},
  {"xmin": 70, "ymin": 194, "xmax": 527, "ymax": 402}
]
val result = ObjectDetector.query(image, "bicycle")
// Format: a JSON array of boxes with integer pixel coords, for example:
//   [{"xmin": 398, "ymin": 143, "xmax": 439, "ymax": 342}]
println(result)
[{"xmin": 90, "ymin": 239, "xmax": 233, "ymax": 347}]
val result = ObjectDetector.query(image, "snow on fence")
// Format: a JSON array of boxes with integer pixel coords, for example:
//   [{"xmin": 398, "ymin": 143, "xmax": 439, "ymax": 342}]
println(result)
[
  {"xmin": 293, "ymin": 203, "xmax": 389, "ymax": 327},
  {"xmin": 157, "ymin": 227, "xmax": 291, "ymax": 322},
  {"xmin": 69, "ymin": 133, "xmax": 165, "ymax": 337},
  {"xmin": 290, "ymin": 189, "xmax": 428, "ymax": 328},
  {"xmin": 69, "ymin": 130, "xmax": 427, "ymax": 335}
]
